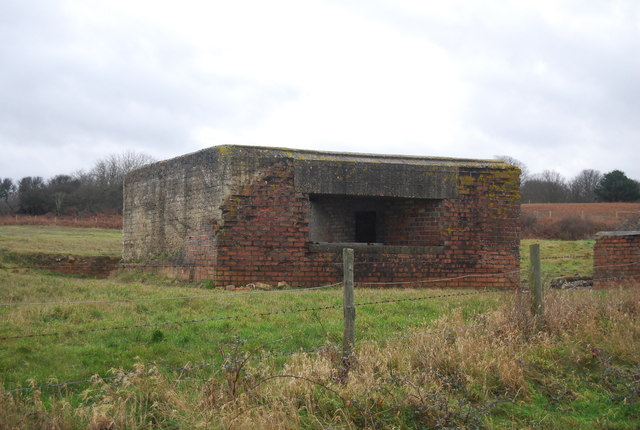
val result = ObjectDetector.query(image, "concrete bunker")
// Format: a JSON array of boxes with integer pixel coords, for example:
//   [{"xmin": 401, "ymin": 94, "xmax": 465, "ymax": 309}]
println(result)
[{"xmin": 123, "ymin": 145, "xmax": 521, "ymax": 288}]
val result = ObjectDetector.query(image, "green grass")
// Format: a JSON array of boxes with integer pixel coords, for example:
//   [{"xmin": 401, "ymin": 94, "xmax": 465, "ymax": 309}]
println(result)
[
  {"xmin": 0, "ymin": 268, "xmax": 504, "ymax": 390},
  {"xmin": 0, "ymin": 225, "xmax": 122, "ymax": 256},
  {"xmin": 0, "ymin": 226, "xmax": 637, "ymax": 429},
  {"xmin": 521, "ymin": 238, "xmax": 594, "ymax": 282},
  {"xmin": 0, "ymin": 229, "xmax": 598, "ymax": 391}
]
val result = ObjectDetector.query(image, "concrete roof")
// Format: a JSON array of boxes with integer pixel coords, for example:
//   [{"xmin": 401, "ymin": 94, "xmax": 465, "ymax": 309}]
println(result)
[{"xmin": 204, "ymin": 144, "xmax": 513, "ymax": 169}]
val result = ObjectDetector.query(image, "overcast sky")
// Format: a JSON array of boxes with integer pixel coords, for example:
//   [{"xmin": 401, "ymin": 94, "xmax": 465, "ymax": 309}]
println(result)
[{"xmin": 1, "ymin": 0, "xmax": 639, "ymax": 182}]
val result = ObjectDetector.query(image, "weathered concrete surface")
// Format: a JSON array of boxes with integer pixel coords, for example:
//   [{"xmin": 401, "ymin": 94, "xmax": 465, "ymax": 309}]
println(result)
[{"xmin": 294, "ymin": 160, "xmax": 458, "ymax": 198}]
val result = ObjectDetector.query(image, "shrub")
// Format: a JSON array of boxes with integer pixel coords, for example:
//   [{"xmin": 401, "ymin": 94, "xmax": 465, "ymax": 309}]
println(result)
[
  {"xmin": 521, "ymin": 214, "xmax": 609, "ymax": 240},
  {"xmin": 546, "ymin": 216, "xmax": 608, "ymax": 240}
]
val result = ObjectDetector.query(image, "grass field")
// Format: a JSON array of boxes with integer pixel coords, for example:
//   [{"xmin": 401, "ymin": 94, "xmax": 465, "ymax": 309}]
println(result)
[
  {"xmin": 0, "ymin": 225, "xmax": 122, "ymax": 256},
  {"xmin": 521, "ymin": 238, "xmax": 594, "ymax": 280},
  {"xmin": 0, "ymin": 226, "xmax": 638, "ymax": 429}
]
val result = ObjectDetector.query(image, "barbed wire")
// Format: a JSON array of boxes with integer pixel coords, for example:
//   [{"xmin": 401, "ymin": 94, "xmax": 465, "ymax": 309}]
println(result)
[
  {"xmin": 4, "ymin": 273, "xmax": 635, "ymax": 395},
  {"xmin": 0, "ymin": 288, "xmax": 498, "ymax": 340},
  {"xmin": 593, "ymin": 261, "xmax": 640, "ymax": 270},
  {"xmin": 2, "ymin": 322, "xmax": 484, "ymax": 394},
  {"xmin": 355, "ymin": 288, "xmax": 508, "ymax": 307},
  {"xmin": 1, "ymin": 263, "xmax": 336, "ymax": 271},
  {"xmin": 540, "ymin": 254, "xmax": 592, "ymax": 261},
  {"xmin": 355, "ymin": 269, "xmax": 521, "ymax": 286},
  {"xmin": 2, "ymin": 260, "xmax": 638, "ymax": 341},
  {"xmin": 0, "ymin": 303, "xmax": 342, "ymax": 341},
  {"xmin": 2, "ymin": 249, "xmax": 638, "ymax": 395},
  {"xmin": 592, "ymin": 273, "xmax": 640, "ymax": 282},
  {"xmin": 119, "ymin": 261, "xmax": 341, "ymax": 269},
  {"xmin": 548, "ymin": 283, "xmax": 594, "ymax": 291},
  {"xmin": 0, "ymin": 282, "xmax": 341, "ymax": 308},
  {"xmin": 2, "ymin": 361, "xmax": 222, "ymax": 395}
]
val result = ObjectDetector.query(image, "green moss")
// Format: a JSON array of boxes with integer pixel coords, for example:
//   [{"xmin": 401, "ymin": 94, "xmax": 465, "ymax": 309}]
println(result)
[{"xmin": 458, "ymin": 175, "xmax": 475, "ymax": 187}]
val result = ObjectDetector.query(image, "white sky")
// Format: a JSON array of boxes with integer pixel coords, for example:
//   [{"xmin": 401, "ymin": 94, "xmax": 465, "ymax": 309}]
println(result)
[{"xmin": 1, "ymin": 0, "xmax": 639, "ymax": 181}]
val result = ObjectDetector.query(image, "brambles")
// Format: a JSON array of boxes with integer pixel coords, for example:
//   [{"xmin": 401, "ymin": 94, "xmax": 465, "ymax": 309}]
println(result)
[{"xmin": 521, "ymin": 213, "xmax": 609, "ymax": 240}]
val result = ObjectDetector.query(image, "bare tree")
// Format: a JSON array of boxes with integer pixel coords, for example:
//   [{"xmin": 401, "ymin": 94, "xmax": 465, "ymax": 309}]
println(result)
[
  {"xmin": 92, "ymin": 151, "xmax": 155, "ymax": 188},
  {"xmin": 90, "ymin": 151, "xmax": 156, "ymax": 213},
  {"xmin": 521, "ymin": 170, "xmax": 569, "ymax": 203},
  {"xmin": 495, "ymin": 155, "xmax": 529, "ymax": 183},
  {"xmin": 48, "ymin": 175, "xmax": 81, "ymax": 215},
  {"xmin": 569, "ymin": 169, "xmax": 602, "ymax": 202}
]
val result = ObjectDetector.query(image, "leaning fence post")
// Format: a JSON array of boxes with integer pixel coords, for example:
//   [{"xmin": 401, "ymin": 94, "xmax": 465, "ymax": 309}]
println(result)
[
  {"xmin": 342, "ymin": 248, "xmax": 355, "ymax": 373},
  {"xmin": 529, "ymin": 243, "xmax": 544, "ymax": 330}
]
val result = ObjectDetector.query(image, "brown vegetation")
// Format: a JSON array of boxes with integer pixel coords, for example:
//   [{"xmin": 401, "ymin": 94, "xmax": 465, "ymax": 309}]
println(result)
[
  {"xmin": 522, "ymin": 202, "xmax": 640, "ymax": 225},
  {"xmin": 521, "ymin": 203, "xmax": 640, "ymax": 239},
  {"xmin": 520, "ymin": 214, "xmax": 610, "ymax": 240}
]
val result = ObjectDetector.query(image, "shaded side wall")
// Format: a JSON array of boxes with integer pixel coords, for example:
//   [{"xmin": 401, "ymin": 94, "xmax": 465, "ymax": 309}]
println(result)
[
  {"xmin": 208, "ymin": 160, "xmax": 520, "ymax": 288},
  {"xmin": 594, "ymin": 231, "xmax": 640, "ymax": 288},
  {"xmin": 124, "ymin": 149, "xmax": 224, "ymax": 268},
  {"xmin": 123, "ymin": 147, "xmax": 277, "ymax": 267}
]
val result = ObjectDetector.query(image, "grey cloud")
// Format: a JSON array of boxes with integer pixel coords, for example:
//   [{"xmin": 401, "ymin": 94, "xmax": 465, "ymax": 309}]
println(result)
[
  {"xmin": 0, "ymin": 1, "xmax": 297, "ymax": 179},
  {"xmin": 345, "ymin": 0, "xmax": 640, "ymax": 178}
]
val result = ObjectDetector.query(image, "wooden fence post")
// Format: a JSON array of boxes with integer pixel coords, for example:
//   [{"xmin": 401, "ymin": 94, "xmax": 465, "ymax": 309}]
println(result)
[
  {"xmin": 529, "ymin": 243, "xmax": 544, "ymax": 330},
  {"xmin": 342, "ymin": 248, "xmax": 355, "ymax": 374}
]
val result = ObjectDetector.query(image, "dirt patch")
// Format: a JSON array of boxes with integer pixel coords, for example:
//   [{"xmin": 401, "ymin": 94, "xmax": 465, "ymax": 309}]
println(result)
[{"xmin": 5, "ymin": 252, "xmax": 121, "ymax": 278}]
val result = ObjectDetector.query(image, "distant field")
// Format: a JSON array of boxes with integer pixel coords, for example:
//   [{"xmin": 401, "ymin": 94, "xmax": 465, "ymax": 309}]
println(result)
[
  {"xmin": 0, "ymin": 225, "xmax": 122, "ymax": 256},
  {"xmin": 522, "ymin": 202, "xmax": 640, "ymax": 225},
  {"xmin": 0, "ymin": 214, "xmax": 122, "ymax": 229}
]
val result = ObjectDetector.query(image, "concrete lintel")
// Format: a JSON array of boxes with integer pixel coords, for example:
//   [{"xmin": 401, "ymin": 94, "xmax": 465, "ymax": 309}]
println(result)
[
  {"xmin": 596, "ymin": 231, "xmax": 640, "ymax": 237},
  {"xmin": 294, "ymin": 159, "xmax": 458, "ymax": 199}
]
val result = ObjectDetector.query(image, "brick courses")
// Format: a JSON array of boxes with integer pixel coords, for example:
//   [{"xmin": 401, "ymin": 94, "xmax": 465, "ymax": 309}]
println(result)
[{"xmin": 594, "ymin": 231, "xmax": 640, "ymax": 288}]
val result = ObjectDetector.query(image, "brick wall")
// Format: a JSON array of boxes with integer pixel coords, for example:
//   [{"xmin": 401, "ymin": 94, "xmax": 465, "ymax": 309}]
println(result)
[
  {"xmin": 594, "ymin": 231, "xmax": 640, "ymax": 288},
  {"xmin": 42, "ymin": 256, "xmax": 121, "ymax": 278},
  {"xmin": 383, "ymin": 199, "xmax": 444, "ymax": 246},
  {"xmin": 183, "ymin": 160, "xmax": 520, "ymax": 288}
]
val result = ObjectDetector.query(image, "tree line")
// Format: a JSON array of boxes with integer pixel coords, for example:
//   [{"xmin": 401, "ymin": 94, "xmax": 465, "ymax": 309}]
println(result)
[
  {"xmin": 1, "ymin": 153, "xmax": 638, "ymax": 216},
  {"xmin": 497, "ymin": 156, "xmax": 640, "ymax": 203},
  {"xmin": 0, "ymin": 152, "xmax": 155, "ymax": 216}
]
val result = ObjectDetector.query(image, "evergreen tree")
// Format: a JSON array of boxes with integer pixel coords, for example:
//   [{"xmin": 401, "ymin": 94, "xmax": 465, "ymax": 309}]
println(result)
[{"xmin": 595, "ymin": 170, "xmax": 640, "ymax": 202}]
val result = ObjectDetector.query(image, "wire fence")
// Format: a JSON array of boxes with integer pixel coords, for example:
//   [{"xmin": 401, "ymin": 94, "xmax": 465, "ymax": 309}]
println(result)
[
  {"xmin": 0, "ymin": 282, "xmax": 341, "ymax": 308},
  {"xmin": 2, "ymin": 322, "xmax": 488, "ymax": 395},
  {"xmin": 1, "ymin": 248, "xmax": 638, "ymax": 395}
]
